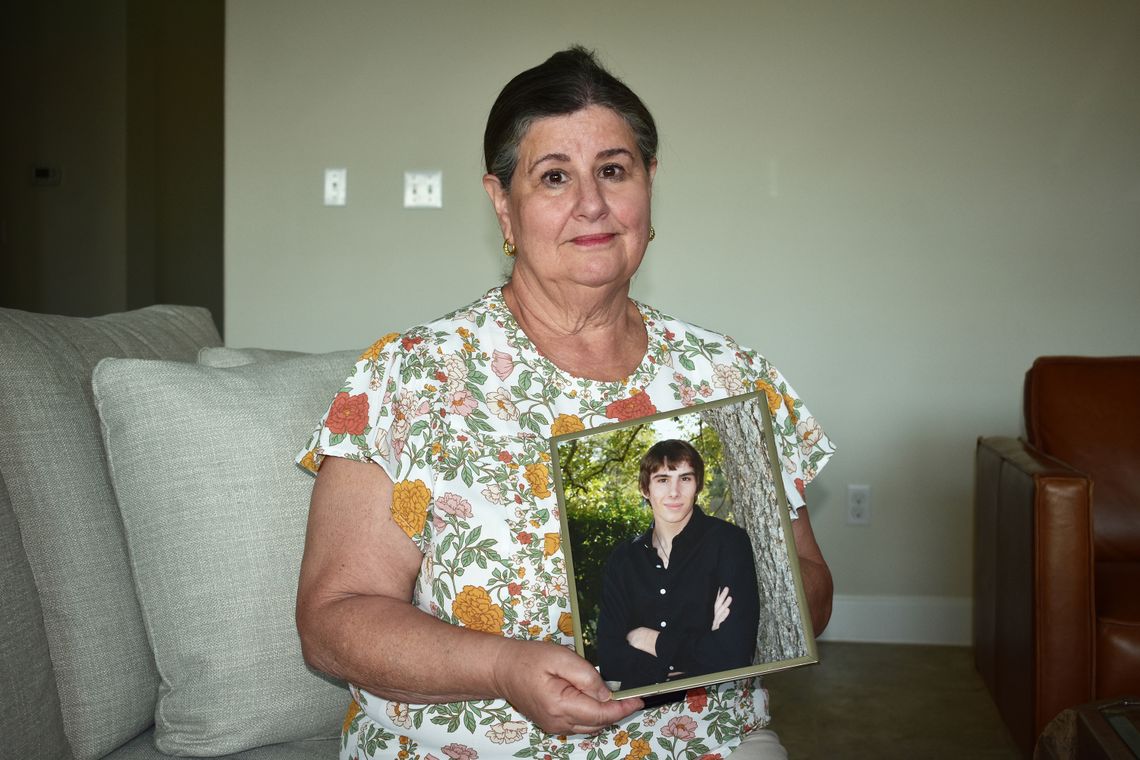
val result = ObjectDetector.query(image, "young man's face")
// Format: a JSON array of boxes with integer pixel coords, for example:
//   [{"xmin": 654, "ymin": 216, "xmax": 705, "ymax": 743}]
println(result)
[{"xmin": 642, "ymin": 461, "xmax": 698, "ymax": 531}]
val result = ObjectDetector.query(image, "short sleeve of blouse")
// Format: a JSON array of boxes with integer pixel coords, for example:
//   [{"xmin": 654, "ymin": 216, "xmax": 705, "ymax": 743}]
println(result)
[
  {"xmin": 296, "ymin": 332, "xmax": 440, "ymax": 550},
  {"xmin": 738, "ymin": 348, "xmax": 835, "ymax": 514}
]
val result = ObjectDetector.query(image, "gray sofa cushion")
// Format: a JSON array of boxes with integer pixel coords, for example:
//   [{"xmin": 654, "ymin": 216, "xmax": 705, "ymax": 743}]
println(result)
[
  {"xmin": 104, "ymin": 730, "xmax": 338, "ymax": 760},
  {"xmin": 0, "ymin": 305, "xmax": 221, "ymax": 760},
  {"xmin": 0, "ymin": 473, "xmax": 73, "ymax": 760},
  {"xmin": 197, "ymin": 346, "xmax": 307, "ymax": 367},
  {"xmin": 92, "ymin": 351, "xmax": 354, "ymax": 756}
]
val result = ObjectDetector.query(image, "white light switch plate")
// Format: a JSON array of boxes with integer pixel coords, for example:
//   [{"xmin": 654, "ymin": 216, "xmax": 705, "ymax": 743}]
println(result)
[
  {"xmin": 324, "ymin": 168, "xmax": 347, "ymax": 206},
  {"xmin": 404, "ymin": 171, "xmax": 442, "ymax": 208}
]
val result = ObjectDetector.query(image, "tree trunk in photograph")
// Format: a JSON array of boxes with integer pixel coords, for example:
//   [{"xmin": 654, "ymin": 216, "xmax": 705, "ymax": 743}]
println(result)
[{"xmin": 700, "ymin": 399, "xmax": 808, "ymax": 664}]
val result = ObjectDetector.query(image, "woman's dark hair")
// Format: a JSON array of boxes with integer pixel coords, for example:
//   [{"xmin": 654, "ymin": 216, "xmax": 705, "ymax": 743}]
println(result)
[
  {"xmin": 638, "ymin": 439, "xmax": 705, "ymax": 496},
  {"xmin": 484, "ymin": 46, "xmax": 658, "ymax": 191}
]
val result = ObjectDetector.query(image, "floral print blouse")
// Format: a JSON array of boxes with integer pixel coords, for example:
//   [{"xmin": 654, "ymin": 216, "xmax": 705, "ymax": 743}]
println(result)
[{"xmin": 297, "ymin": 287, "xmax": 834, "ymax": 760}]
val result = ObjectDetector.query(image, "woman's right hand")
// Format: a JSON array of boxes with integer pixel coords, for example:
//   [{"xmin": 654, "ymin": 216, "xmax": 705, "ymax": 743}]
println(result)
[
  {"xmin": 711, "ymin": 586, "xmax": 733, "ymax": 631},
  {"xmin": 492, "ymin": 639, "xmax": 643, "ymax": 735}
]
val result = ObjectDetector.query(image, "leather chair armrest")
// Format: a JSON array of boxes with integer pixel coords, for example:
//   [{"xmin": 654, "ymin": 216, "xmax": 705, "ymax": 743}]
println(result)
[{"xmin": 975, "ymin": 436, "xmax": 1096, "ymax": 753}]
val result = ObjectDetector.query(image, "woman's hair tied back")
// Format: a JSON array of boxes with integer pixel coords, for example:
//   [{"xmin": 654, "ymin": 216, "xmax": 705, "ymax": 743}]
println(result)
[{"xmin": 483, "ymin": 45, "xmax": 658, "ymax": 191}]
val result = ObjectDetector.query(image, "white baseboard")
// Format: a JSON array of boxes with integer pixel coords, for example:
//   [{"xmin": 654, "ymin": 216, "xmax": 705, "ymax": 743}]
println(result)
[{"xmin": 816, "ymin": 594, "xmax": 972, "ymax": 646}]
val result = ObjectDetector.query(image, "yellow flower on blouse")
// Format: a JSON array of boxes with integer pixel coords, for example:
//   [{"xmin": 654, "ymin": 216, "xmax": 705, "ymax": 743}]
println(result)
[
  {"xmin": 782, "ymin": 392, "xmax": 799, "ymax": 424},
  {"xmin": 628, "ymin": 738, "xmax": 652, "ymax": 760},
  {"xmin": 391, "ymin": 479, "xmax": 431, "ymax": 538},
  {"xmin": 558, "ymin": 612, "xmax": 574, "ymax": 637},
  {"xmin": 525, "ymin": 463, "xmax": 551, "ymax": 499},
  {"xmin": 298, "ymin": 448, "xmax": 320, "ymax": 474},
  {"xmin": 543, "ymin": 532, "xmax": 560, "ymax": 558},
  {"xmin": 550, "ymin": 413, "xmax": 585, "ymax": 437},
  {"xmin": 342, "ymin": 699, "xmax": 361, "ymax": 735},
  {"xmin": 453, "ymin": 585, "xmax": 504, "ymax": 635},
  {"xmin": 755, "ymin": 379, "xmax": 782, "ymax": 417},
  {"xmin": 359, "ymin": 332, "xmax": 400, "ymax": 362}
]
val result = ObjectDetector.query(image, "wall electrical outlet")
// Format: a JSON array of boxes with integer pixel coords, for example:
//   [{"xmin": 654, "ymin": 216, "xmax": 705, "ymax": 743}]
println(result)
[{"xmin": 847, "ymin": 484, "xmax": 872, "ymax": 526}]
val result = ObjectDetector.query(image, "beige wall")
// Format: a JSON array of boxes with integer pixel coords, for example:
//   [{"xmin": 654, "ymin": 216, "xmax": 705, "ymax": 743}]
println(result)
[{"xmin": 225, "ymin": 1, "xmax": 1140, "ymax": 640}]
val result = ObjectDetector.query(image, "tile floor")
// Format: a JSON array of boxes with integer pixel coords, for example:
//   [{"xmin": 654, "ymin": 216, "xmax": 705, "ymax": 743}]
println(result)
[{"xmin": 762, "ymin": 641, "xmax": 1023, "ymax": 759}]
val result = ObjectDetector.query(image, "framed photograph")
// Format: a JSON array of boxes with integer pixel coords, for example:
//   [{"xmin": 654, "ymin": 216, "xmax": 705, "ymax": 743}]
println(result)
[{"xmin": 549, "ymin": 391, "xmax": 817, "ymax": 702}]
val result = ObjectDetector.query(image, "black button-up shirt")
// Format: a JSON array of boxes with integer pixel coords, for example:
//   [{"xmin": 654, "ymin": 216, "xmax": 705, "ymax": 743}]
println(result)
[{"xmin": 596, "ymin": 505, "xmax": 759, "ymax": 696}]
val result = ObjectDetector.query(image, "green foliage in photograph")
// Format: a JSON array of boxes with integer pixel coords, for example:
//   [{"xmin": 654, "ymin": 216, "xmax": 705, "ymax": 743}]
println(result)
[
  {"xmin": 687, "ymin": 413, "xmax": 734, "ymax": 523},
  {"xmin": 560, "ymin": 423, "xmax": 654, "ymax": 659}
]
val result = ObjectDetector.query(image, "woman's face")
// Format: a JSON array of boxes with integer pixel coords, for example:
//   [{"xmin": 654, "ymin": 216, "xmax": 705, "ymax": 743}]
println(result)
[
  {"xmin": 642, "ymin": 461, "xmax": 698, "ymax": 531},
  {"xmin": 483, "ymin": 105, "xmax": 656, "ymax": 293}
]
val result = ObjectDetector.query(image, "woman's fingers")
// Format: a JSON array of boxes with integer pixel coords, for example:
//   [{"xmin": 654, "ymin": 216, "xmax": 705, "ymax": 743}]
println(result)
[
  {"xmin": 547, "ymin": 679, "xmax": 644, "ymax": 734},
  {"xmin": 493, "ymin": 640, "xmax": 642, "ymax": 735}
]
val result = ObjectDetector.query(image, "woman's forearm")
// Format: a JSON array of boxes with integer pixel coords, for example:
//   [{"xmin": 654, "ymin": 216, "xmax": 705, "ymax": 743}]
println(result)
[
  {"xmin": 299, "ymin": 591, "xmax": 510, "ymax": 703},
  {"xmin": 798, "ymin": 556, "xmax": 834, "ymax": 636},
  {"xmin": 298, "ymin": 590, "xmax": 641, "ymax": 735},
  {"xmin": 791, "ymin": 506, "xmax": 833, "ymax": 636}
]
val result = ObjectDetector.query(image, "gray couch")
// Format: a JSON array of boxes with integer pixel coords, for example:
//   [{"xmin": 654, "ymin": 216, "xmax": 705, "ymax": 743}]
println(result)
[{"xmin": 1, "ymin": 304, "xmax": 360, "ymax": 760}]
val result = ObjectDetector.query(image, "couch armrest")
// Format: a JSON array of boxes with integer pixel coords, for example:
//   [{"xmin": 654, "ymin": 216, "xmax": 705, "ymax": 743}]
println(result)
[{"xmin": 974, "ymin": 436, "xmax": 1096, "ymax": 754}]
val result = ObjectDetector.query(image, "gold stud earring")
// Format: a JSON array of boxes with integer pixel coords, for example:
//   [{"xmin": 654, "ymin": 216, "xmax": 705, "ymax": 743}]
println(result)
[
  {"xmin": 648, "ymin": 225, "xmax": 656, "ymax": 241},
  {"xmin": 503, "ymin": 239, "xmax": 516, "ymax": 257}
]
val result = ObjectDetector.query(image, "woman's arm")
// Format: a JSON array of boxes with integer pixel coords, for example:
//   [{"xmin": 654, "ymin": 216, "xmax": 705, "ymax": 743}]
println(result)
[
  {"xmin": 295, "ymin": 456, "xmax": 641, "ymax": 734},
  {"xmin": 791, "ymin": 505, "xmax": 833, "ymax": 636}
]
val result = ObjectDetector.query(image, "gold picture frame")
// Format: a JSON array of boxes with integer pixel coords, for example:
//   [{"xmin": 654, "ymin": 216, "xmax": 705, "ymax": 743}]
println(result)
[{"xmin": 549, "ymin": 391, "xmax": 818, "ymax": 702}]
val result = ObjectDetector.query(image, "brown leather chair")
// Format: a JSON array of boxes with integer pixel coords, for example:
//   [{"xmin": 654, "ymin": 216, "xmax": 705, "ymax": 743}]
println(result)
[{"xmin": 974, "ymin": 356, "xmax": 1140, "ymax": 756}]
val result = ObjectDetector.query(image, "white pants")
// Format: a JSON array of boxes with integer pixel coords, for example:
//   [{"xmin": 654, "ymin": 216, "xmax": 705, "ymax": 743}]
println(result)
[{"xmin": 725, "ymin": 729, "xmax": 789, "ymax": 760}]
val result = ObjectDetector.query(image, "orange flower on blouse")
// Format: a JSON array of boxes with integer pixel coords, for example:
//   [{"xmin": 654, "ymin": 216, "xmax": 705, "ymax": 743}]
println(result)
[
  {"xmin": 604, "ymin": 391, "xmax": 657, "ymax": 421},
  {"xmin": 326, "ymin": 391, "xmax": 369, "ymax": 436}
]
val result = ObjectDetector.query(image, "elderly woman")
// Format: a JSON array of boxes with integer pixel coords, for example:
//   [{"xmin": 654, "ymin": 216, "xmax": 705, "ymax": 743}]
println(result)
[
  {"xmin": 596, "ymin": 439, "xmax": 760, "ymax": 697},
  {"xmin": 296, "ymin": 47, "xmax": 834, "ymax": 760}
]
